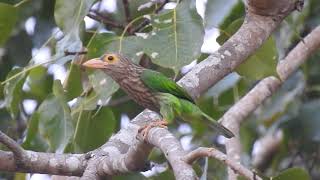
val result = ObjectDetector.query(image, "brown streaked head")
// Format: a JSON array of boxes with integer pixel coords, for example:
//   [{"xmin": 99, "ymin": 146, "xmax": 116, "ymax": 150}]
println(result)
[{"xmin": 82, "ymin": 52, "xmax": 126, "ymax": 69}]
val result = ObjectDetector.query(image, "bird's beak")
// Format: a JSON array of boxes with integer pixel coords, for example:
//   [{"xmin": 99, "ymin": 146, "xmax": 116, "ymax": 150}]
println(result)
[{"xmin": 82, "ymin": 58, "xmax": 106, "ymax": 69}]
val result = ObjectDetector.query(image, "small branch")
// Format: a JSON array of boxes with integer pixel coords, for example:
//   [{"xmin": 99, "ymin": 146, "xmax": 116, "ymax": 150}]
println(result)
[
  {"xmin": 64, "ymin": 50, "xmax": 88, "ymax": 56},
  {"xmin": 184, "ymin": 147, "xmax": 262, "ymax": 180},
  {"xmin": 122, "ymin": 0, "xmax": 131, "ymax": 23},
  {"xmin": 0, "ymin": 131, "xmax": 26, "ymax": 167},
  {"xmin": 87, "ymin": 11, "xmax": 124, "ymax": 29},
  {"xmin": 129, "ymin": 0, "xmax": 169, "ymax": 34}
]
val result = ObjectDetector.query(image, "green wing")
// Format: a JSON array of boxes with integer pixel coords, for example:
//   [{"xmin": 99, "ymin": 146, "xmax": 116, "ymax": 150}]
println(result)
[{"xmin": 141, "ymin": 69, "xmax": 195, "ymax": 103}]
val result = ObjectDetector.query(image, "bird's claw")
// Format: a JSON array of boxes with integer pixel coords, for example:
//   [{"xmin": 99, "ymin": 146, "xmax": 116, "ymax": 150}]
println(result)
[{"xmin": 138, "ymin": 120, "xmax": 168, "ymax": 141}]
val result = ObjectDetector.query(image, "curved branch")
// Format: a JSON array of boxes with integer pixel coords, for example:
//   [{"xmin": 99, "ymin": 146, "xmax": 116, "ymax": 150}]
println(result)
[
  {"xmin": 0, "ymin": 131, "xmax": 26, "ymax": 167},
  {"xmin": 220, "ymin": 25, "xmax": 320, "ymax": 179},
  {"xmin": 184, "ymin": 147, "xmax": 261, "ymax": 180},
  {"xmin": 0, "ymin": 150, "xmax": 86, "ymax": 176},
  {"xmin": 143, "ymin": 126, "xmax": 197, "ymax": 179},
  {"xmin": 0, "ymin": 0, "xmax": 304, "ymax": 179}
]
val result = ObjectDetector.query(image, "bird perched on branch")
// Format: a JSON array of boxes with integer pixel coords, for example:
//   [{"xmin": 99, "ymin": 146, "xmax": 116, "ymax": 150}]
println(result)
[{"xmin": 83, "ymin": 53, "xmax": 234, "ymax": 139}]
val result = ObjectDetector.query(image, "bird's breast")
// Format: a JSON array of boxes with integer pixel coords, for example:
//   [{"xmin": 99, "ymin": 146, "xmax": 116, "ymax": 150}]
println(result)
[{"xmin": 119, "ymin": 78, "xmax": 160, "ymax": 112}]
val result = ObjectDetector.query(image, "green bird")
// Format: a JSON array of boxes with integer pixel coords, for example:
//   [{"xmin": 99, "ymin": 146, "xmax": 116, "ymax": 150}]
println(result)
[{"xmin": 83, "ymin": 53, "xmax": 234, "ymax": 139}]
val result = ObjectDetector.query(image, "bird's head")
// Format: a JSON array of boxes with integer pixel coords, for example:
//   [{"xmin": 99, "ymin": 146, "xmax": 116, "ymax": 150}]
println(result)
[{"xmin": 82, "ymin": 52, "xmax": 130, "ymax": 71}]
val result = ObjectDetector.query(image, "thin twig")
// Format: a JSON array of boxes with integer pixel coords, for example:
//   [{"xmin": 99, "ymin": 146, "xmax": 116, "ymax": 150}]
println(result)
[
  {"xmin": 129, "ymin": 0, "xmax": 169, "ymax": 34},
  {"xmin": 184, "ymin": 147, "xmax": 262, "ymax": 180},
  {"xmin": 122, "ymin": 0, "xmax": 131, "ymax": 23},
  {"xmin": 87, "ymin": 11, "xmax": 124, "ymax": 29},
  {"xmin": 0, "ymin": 131, "xmax": 26, "ymax": 167}
]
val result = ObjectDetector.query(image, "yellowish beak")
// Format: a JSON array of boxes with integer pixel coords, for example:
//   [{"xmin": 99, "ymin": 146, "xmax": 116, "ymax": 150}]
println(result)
[{"xmin": 82, "ymin": 58, "xmax": 106, "ymax": 69}]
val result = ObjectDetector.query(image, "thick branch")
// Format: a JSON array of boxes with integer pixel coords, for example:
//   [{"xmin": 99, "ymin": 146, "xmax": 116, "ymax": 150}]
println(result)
[
  {"xmin": 220, "ymin": 25, "xmax": 320, "ymax": 179},
  {"xmin": 0, "ymin": 150, "xmax": 86, "ymax": 176},
  {"xmin": 0, "ymin": 0, "xmax": 305, "ymax": 179},
  {"xmin": 144, "ymin": 126, "xmax": 197, "ymax": 179},
  {"xmin": 180, "ymin": 15, "xmax": 286, "ymax": 98},
  {"xmin": 184, "ymin": 147, "xmax": 261, "ymax": 180}
]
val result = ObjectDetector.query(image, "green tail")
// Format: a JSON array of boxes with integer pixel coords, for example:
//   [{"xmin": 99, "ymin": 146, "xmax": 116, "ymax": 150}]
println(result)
[{"xmin": 201, "ymin": 112, "xmax": 235, "ymax": 138}]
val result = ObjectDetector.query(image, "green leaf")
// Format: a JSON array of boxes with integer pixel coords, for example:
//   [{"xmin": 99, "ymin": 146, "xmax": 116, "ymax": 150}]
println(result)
[
  {"xmin": 4, "ymin": 68, "xmax": 27, "ymax": 119},
  {"xmin": 72, "ymin": 107, "xmax": 116, "ymax": 152},
  {"xmin": 218, "ymin": 1, "xmax": 245, "ymax": 30},
  {"xmin": 273, "ymin": 168, "xmax": 310, "ymax": 180},
  {"xmin": 38, "ymin": 81, "xmax": 73, "ymax": 153},
  {"xmin": 204, "ymin": 0, "xmax": 239, "ymax": 29},
  {"xmin": 217, "ymin": 18, "xmax": 278, "ymax": 80},
  {"xmin": 0, "ymin": 3, "xmax": 18, "ymax": 45},
  {"xmin": 88, "ymin": 70, "xmax": 119, "ymax": 104},
  {"xmin": 54, "ymin": 0, "xmax": 95, "ymax": 64},
  {"xmin": 26, "ymin": 66, "xmax": 53, "ymax": 100},
  {"xmin": 285, "ymin": 99, "xmax": 320, "ymax": 144},
  {"xmin": 143, "ymin": 0, "xmax": 204, "ymax": 73},
  {"xmin": 22, "ymin": 113, "xmax": 49, "ymax": 152},
  {"xmin": 64, "ymin": 63, "xmax": 83, "ymax": 100},
  {"xmin": 72, "ymin": 91, "xmax": 98, "ymax": 112}
]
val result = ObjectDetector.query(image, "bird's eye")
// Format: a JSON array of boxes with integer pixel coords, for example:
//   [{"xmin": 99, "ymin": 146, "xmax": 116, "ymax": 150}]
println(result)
[
  {"xmin": 107, "ymin": 56, "xmax": 114, "ymax": 61},
  {"xmin": 102, "ymin": 54, "xmax": 118, "ymax": 63}
]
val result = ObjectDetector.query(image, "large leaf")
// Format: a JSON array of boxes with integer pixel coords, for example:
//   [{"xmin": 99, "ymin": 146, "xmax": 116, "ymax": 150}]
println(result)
[
  {"xmin": 26, "ymin": 66, "xmax": 53, "ymax": 101},
  {"xmin": 72, "ymin": 107, "xmax": 116, "ymax": 152},
  {"xmin": 204, "ymin": 0, "xmax": 238, "ymax": 29},
  {"xmin": 64, "ymin": 63, "xmax": 83, "ymax": 100},
  {"xmin": 142, "ymin": 0, "xmax": 204, "ymax": 73},
  {"xmin": 0, "ymin": 3, "xmax": 18, "ymax": 45},
  {"xmin": 22, "ymin": 113, "xmax": 49, "ymax": 152},
  {"xmin": 217, "ymin": 0, "xmax": 245, "ymax": 30},
  {"xmin": 38, "ymin": 81, "xmax": 73, "ymax": 153},
  {"xmin": 273, "ymin": 168, "xmax": 310, "ymax": 180},
  {"xmin": 4, "ymin": 68, "xmax": 27, "ymax": 119},
  {"xmin": 217, "ymin": 18, "xmax": 278, "ymax": 80},
  {"xmin": 54, "ymin": 0, "xmax": 95, "ymax": 64},
  {"xmin": 88, "ymin": 70, "xmax": 119, "ymax": 104}
]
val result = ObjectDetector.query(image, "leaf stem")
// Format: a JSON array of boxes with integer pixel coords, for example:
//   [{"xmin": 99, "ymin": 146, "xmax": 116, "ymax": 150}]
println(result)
[{"xmin": 14, "ymin": 0, "xmax": 30, "ymax": 7}]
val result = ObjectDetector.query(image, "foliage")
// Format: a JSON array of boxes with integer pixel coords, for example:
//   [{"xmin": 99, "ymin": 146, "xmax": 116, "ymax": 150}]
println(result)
[{"xmin": 0, "ymin": 0, "xmax": 319, "ymax": 179}]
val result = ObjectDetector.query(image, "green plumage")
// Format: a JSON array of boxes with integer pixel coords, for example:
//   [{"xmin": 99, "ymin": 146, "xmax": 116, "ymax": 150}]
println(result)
[
  {"xmin": 141, "ymin": 69, "xmax": 234, "ymax": 138},
  {"xmin": 141, "ymin": 69, "xmax": 195, "ymax": 103},
  {"xmin": 83, "ymin": 53, "xmax": 234, "ymax": 138}
]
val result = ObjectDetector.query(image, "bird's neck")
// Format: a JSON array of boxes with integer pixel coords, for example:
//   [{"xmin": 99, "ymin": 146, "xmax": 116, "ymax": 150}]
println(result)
[{"xmin": 105, "ymin": 63, "xmax": 144, "ymax": 84}]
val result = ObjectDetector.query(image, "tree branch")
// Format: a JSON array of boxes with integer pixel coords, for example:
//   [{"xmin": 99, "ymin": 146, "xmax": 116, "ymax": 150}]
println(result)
[
  {"xmin": 142, "ymin": 126, "xmax": 197, "ymax": 179},
  {"xmin": 0, "ymin": 150, "xmax": 86, "ymax": 176},
  {"xmin": 129, "ymin": 0, "xmax": 169, "ymax": 34},
  {"xmin": 0, "ymin": 131, "xmax": 28, "ymax": 169},
  {"xmin": 184, "ymin": 147, "xmax": 261, "ymax": 180},
  {"xmin": 87, "ymin": 10, "xmax": 124, "ymax": 29},
  {"xmin": 0, "ymin": 0, "xmax": 306, "ymax": 179},
  {"xmin": 220, "ymin": 24, "xmax": 320, "ymax": 179},
  {"xmin": 122, "ymin": 0, "xmax": 131, "ymax": 23}
]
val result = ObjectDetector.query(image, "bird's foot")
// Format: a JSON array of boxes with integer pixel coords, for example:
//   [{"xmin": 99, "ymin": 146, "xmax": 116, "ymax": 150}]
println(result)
[{"xmin": 138, "ymin": 119, "xmax": 168, "ymax": 141}]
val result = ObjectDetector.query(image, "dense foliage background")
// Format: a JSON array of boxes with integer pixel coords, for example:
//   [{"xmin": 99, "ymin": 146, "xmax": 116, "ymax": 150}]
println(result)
[{"xmin": 0, "ymin": 0, "xmax": 319, "ymax": 179}]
